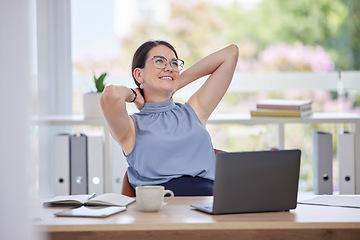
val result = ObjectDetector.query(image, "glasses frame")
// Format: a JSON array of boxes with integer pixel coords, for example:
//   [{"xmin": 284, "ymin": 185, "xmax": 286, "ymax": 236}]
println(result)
[{"xmin": 146, "ymin": 55, "xmax": 184, "ymax": 72}]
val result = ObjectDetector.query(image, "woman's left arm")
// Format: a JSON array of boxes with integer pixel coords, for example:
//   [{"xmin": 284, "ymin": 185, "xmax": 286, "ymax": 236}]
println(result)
[{"xmin": 179, "ymin": 44, "xmax": 239, "ymax": 125}]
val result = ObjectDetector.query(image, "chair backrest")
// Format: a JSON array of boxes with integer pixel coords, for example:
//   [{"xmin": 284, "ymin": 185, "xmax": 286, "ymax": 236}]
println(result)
[{"xmin": 122, "ymin": 171, "xmax": 135, "ymax": 197}]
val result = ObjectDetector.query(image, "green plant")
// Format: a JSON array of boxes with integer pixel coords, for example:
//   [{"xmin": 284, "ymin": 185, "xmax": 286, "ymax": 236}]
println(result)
[{"xmin": 94, "ymin": 73, "xmax": 107, "ymax": 92}]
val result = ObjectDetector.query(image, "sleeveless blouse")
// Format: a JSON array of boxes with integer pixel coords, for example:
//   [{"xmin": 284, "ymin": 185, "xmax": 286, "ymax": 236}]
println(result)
[{"xmin": 126, "ymin": 98, "xmax": 216, "ymax": 188}]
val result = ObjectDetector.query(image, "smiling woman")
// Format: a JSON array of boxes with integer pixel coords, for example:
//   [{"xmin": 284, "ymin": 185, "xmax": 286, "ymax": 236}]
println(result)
[
  {"xmin": 133, "ymin": 44, "xmax": 182, "ymax": 102},
  {"xmin": 101, "ymin": 40, "xmax": 238, "ymax": 196},
  {"xmin": 131, "ymin": 40, "xmax": 182, "ymax": 102}
]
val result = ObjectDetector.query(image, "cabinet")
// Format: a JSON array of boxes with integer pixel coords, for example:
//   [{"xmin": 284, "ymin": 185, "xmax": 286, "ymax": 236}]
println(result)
[
  {"xmin": 33, "ymin": 112, "xmax": 360, "ymax": 194},
  {"xmin": 32, "ymin": 115, "xmax": 124, "ymax": 193},
  {"xmin": 208, "ymin": 112, "xmax": 360, "ymax": 193}
]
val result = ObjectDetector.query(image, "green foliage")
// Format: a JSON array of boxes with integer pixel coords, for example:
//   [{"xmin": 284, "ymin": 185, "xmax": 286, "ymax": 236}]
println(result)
[
  {"xmin": 94, "ymin": 73, "xmax": 107, "ymax": 92},
  {"xmin": 122, "ymin": 1, "xmax": 228, "ymax": 67},
  {"xmin": 216, "ymin": 0, "xmax": 353, "ymax": 70},
  {"xmin": 353, "ymin": 92, "xmax": 360, "ymax": 107},
  {"xmin": 121, "ymin": 0, "xmax": 359, "ymax": 70},
  {"xmin": 74, "ymin": 0, "xmax": 360, "ymax": 73}
]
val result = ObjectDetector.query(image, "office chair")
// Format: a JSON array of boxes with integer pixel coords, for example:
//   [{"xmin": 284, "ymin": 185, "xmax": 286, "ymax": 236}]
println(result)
[{"xmin": 121, "ymin": 149, "xmax": 225, "ymax": 197}]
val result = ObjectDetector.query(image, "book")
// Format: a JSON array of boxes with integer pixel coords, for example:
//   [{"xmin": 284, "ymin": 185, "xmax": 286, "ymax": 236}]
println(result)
[
  {"xmin": 256, "ymin": 99, "xmax": 312, "ymax": 110},
  {"xmin": 43, "ymin": 193, "xmax": 135, "ymax": 207},
  {"xmin": 54, "ymin": 206, "xmax": 126, "ymax": 218},
  {"xmin": 250, "ymin": 108, "xmax": 312, "ymax": 117}
]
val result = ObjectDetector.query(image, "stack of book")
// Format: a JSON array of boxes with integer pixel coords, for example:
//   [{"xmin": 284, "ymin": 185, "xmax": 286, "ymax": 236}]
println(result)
[{"xmin": 250, "ymin": 99, "xmax": 312, "ymax": 117}]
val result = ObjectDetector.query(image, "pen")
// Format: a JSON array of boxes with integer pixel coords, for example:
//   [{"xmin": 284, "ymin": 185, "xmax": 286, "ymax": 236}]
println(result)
[{"xmin": 88, "ymin": 192, "xmax": 96, "ymax": 200}]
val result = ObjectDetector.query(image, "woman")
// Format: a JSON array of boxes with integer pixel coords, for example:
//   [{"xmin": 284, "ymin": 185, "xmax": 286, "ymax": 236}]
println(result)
[{"xmin": 101, "ymin": 40, "xmax": 238, "ymax": 196}]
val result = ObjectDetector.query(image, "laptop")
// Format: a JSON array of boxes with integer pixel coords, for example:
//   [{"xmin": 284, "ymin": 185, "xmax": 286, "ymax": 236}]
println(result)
[{"xmin": 191, "ymin": 149, "xmax": 301, "ymax": 214}]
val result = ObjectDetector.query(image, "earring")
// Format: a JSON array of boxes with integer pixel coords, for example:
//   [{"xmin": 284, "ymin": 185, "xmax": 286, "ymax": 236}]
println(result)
[{"xmin": 140, "ymin": 84, "xmax": 143, "ymax": 89}]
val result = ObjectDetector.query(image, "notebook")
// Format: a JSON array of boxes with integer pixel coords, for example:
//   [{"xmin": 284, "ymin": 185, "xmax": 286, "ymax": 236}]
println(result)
[
  {"xmin": 54, "ymin": 206, "xmax": 126, "ymax": 218},
  {"xmin": 191, "ymin": 149, "xmax": 301, "ymax": 214}
]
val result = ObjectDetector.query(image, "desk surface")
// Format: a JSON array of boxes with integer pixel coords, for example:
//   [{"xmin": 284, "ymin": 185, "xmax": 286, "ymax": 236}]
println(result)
[{"xmin": 34, "ymin": 196, "xmax": 360, "ymax": 240}]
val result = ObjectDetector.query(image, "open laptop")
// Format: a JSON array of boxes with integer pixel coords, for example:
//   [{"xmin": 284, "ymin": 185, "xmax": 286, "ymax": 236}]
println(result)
[{"xmin": 191, "ymin": 149, "xmax": 301, "ymax": 214}]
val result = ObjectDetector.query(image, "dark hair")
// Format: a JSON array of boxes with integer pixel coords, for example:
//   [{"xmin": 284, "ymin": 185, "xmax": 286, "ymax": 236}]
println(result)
[{"xmin": 132, "ymin": 40, "xmax": 179, "ymax": 96}]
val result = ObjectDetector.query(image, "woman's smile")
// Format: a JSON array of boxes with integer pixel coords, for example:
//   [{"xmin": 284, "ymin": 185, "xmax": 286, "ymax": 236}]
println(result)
[{"xmin": 159, "ymin": 75, "xmax": 174, "ymax": 81}]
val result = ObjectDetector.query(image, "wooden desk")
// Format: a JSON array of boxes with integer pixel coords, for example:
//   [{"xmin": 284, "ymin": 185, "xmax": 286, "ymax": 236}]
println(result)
[{"xmin": 34, "ymin": 196, "xmax": 360, "ymax": 240}]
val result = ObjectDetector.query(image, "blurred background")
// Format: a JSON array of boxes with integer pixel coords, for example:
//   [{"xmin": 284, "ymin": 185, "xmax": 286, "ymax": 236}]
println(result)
[{"xmin": 33, "ymin": 0, "xmax": 360, "ymax": 194}]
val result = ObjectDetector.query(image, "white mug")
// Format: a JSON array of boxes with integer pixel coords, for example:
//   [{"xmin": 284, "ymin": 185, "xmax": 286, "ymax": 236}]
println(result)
[{"xmin": 135, "ymin": 185, "xmax": 174, "ymax": 212}]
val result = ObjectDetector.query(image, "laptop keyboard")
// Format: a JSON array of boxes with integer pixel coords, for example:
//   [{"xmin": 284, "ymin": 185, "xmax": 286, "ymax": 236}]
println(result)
[{"xmin": 204, "ymin": 205, "xmax": 213, "ymax": 210}]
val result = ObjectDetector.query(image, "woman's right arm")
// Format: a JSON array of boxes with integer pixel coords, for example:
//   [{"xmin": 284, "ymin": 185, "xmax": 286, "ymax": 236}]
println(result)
[{"xmin": 100, "ymin": 85, "xmax": 143, "ymax": 155}]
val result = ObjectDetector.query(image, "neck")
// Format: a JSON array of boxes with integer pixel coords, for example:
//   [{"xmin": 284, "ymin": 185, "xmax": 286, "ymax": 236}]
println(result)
[{"xmin": 143, "ymin": 89, "xmax": 174, "ymax": 103}]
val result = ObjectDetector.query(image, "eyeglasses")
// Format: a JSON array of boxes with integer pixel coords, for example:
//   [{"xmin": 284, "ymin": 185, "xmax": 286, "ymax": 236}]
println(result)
[{"xmin": 146, "ymin": 56, "xmax": 184, "ymax": 72}]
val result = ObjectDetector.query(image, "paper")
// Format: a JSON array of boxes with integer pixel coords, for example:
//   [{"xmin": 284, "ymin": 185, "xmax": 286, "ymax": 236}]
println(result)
[
  {"xmin": 55, "ymin": 206, "xmax": 126, "ymax": 218},
  {"xmin": 298, "ymin": 195, "xmax": 360, "ymax": 209}
]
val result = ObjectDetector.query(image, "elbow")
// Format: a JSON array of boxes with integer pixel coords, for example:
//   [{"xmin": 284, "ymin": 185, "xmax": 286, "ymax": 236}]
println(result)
[
  {"xmin": 228, "ymin": 44, "xmax": 239, "ymax": 60},
  {"xmin": 102, "ymin": 85, "xmax": 119, "ymax": 100},
  {"xmin": 101, "ymin": 85, "xmax": 119, "ymax": 110}
]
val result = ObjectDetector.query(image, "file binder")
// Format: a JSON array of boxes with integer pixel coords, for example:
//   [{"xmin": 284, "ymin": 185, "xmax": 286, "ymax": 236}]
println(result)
[
  {"xmin": 337, "ymin": 132, "xmax": 355, "ymax": 194},
  {"xmin": 312, "ymin": 131, "xmax": 333, "ymax": 195},
  {"xmin": 54, "ymin": 134, "xmax": 71, "ymax": 195},
  {"xmin": 87, "ymin": 136, "xmax": 104, "ymax": 194},
  {"xmin": 70, "ymin": 133, "xmax": 88, "ymax": 195},
  {"xmin": 111, "ymin": 136, "xmax": 128, "ymax": 193}
]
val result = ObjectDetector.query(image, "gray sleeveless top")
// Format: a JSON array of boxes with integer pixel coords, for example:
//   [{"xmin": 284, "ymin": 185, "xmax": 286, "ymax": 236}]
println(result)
[{"xmin": 126, "ymin": 98, "xmax": 215, "ymax": 188}]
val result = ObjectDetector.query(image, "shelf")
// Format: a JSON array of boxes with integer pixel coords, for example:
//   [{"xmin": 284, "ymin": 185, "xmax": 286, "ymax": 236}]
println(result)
[
  {"xmin": 32, "ymin": 115, "xmax": 106, "ymax": 126},
  {"xmin": 208, "ymin": 112, "xmax": 360, "ymax": 124},
  {"xmin": 32, "ymin": 112, "xmax": 360, "ymax": 194},
  {"xmin": 32, "ymin": 112, "xmax": 360, "ymax": 125}
]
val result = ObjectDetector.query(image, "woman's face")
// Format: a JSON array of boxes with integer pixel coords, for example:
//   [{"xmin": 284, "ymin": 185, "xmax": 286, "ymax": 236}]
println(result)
[{"xmin": 140, "ymin": 45, "xmax": 180, "ymax": 97}]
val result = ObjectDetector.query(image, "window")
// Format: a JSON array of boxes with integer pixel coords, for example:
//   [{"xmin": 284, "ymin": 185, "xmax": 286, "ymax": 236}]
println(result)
[{"xmin": 33, "ymin": 0, "xmax": 360, "ymax": 195}]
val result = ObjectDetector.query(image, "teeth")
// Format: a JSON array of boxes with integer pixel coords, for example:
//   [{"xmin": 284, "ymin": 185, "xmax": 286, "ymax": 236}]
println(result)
[{"xmin": 160, "ymin": 77, "xmax": 173, "ymax": 80}]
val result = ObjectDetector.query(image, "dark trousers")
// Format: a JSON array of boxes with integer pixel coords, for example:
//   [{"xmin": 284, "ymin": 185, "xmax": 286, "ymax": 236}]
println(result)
[{"xmin": 159, "ymin": 175, "xmax": 214, "ymax": 196}]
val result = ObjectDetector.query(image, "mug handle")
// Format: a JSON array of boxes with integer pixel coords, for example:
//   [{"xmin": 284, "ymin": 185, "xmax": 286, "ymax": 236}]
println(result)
[{"xmin": 162, "ymin": 190, "xmax": 174, "ymax": 207}]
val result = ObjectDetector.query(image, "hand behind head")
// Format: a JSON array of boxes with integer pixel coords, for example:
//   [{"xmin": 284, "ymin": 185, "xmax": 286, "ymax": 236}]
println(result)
[{"xmin": 133, "ymin": 88, "xmax": 145, "ymax": 111}]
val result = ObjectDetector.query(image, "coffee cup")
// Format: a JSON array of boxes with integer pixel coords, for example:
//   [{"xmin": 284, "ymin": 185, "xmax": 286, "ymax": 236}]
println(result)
[{"xmin": 135, "ymin": 185, "xmax": 174, "ymax": 212}]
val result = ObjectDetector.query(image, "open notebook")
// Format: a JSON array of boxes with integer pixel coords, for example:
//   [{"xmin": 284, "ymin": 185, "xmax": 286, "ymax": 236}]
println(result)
[
  {"xmin": 54, "ymin": 206, "xmax": 126, "ymax": 218},
  {"xmin": 43, "ymin": 193, "xmax": 135, "ymax": 207}
]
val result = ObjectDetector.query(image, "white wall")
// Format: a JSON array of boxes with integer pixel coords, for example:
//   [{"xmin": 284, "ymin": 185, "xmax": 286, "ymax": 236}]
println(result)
[
  {"xmin": 36, "ymin": 0, "xmax": 73, "ymax": 196},
  {"xmin": 0, "ymin": 0, "xmax": 42, "ymax": 239}
]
